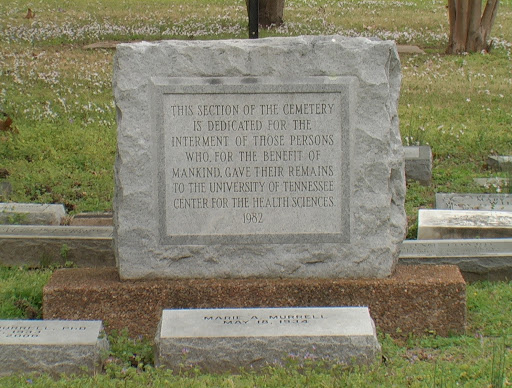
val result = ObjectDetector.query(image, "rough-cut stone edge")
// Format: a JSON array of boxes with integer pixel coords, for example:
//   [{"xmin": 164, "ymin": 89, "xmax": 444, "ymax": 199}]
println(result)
[{"xmin": 113, "ymin": 35, "xmax": 406, "ymax": 280}]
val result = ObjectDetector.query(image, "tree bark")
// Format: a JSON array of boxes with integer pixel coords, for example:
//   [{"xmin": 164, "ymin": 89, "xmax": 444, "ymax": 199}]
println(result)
[
  {"xmin": 446, "ymin": 0, "xmax": 500, "ymax": 54},
  {"xmin": 245, "ymin": 0, "xmax": 285, "ymax": 28}
]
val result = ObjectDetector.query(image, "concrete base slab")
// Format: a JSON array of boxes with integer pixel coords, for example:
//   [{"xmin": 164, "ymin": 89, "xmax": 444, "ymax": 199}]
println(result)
[
  {"xmin": 0, "ymin": 320, "xmax": 108, "ymax": 376},
  {"xmin": 43, "ymin": 265, "xmax": 466, "ymax": 339},
  {"xmin": 155, "ymin": 307, "xmax": 380, "ymax": 372}
]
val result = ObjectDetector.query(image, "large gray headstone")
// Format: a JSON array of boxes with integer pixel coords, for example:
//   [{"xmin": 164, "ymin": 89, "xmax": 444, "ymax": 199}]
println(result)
[
  {"xmin": 114, "ymin": 36, "xmax": 406, "ymax": 279},
  {"xmin": 0, "ymin": 320, "xmax": 108, "ymax": 376},
  {"xmin": 155, "ymin": 307, "xmax": 380, "ymax": 372}
]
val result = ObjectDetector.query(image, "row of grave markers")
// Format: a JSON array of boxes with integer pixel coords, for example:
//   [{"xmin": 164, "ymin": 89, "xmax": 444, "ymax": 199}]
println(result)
[{"xmin": 1, "ymin": 306, "xmax": 379, "ymax": 376}]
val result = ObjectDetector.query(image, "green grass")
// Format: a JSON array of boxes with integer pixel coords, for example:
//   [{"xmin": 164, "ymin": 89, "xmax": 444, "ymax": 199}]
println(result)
[
  {"xmin": 1, "ymin": 0, "xmax": 511, "ymax": 233},
  {"xmin": 0, "ymin": 266, "xmax": 510, "ymax": 386},
  {"xmin": 0, "ymin": 266, "xmax": 52, "ymax": 319}
]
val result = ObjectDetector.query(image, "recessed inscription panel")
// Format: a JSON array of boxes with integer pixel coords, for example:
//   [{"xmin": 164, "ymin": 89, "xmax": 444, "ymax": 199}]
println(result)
[{"xmin": 155, "ymin": 78, "xmax": 351, "ymax": 245}]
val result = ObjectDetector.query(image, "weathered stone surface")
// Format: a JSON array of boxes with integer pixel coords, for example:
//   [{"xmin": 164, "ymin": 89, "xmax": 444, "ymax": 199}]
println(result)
[
  {"xmin": 114, "ymin": 36, "xmax": 406, "ymax": 279},
  {"xmin": 488, "ymin": 155, "xmax": 512, "ymax": 172},
  {"xmin": 0, "ymin": 203, "xmax": 65, "ymax": 225},
  {"xmin": 404, "ymin": 146, "xmax": 432, "ymax": 185},
  {"xmin": 399, "ymin": 238, "xmax": 512, "ymax": 281},
  {"xmin": 436, "ymin": 193, "xmax": 512, "ymax": 211},
  {"xmin": 417, "ymin": 209, "xmax": 512, "ymax": 239},
  {"xmin": 155, "ymin": 307, "xmax": 380, "ymax": 372},
  {"xmin": 0, "ymin": 225, "xmax": 114, "ymax": 267},
  {"xmin": 43, "ymin": 265, "xmax": 466, "ymax": 339},
  {"xmin": 0, "ymin": 320, "xmax": 108, "ymax": 376}
]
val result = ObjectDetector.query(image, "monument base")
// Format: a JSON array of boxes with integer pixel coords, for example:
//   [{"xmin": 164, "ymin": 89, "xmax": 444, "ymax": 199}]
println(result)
[{"xmin": 43, "ymin": 265, "xmax": 466, "ymax": 339}]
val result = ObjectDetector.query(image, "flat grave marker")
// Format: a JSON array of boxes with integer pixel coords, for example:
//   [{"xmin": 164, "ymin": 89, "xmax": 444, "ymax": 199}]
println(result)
[
  {"xmin": 0, "ymin": 320, "xmax": 108, "ymax": 376},
  {"xmin": 0, "ymin": 203, "xmax": 65, "ymax": 225},
  {"xmin": 155, "ymin": 307, "xmax": 380, "ymax": 372},
  {"xmin": 399, "ymin": 238, "xmax": 512, "ymax": 280},
  {"xmin": 417, "ymin": 209, "xmax": 512, "ymax": 239},
  {"xmin": 436, "ymin": 193, "xmax": 512, "ymax": 211}
]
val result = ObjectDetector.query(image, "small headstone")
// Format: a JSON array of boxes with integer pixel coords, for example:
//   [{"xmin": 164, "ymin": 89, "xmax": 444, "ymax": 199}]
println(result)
[
  {"xmin": 0, "ymin": 203, "xmax": 66, "ymax": 225},
  {"xmin": 436, "ymin": 193, "xmax": 512, "ymax": 211},
  {"xmin": 404, "ymin": 145, "xmax": 432, "ymax": 185},
  {"xmin": 155, "ymin": 307, "xmax": 380, "ymax": 372},
  {"xmin": 488, "ymin": 155, "xmax": 512, "ymax": 172},
  {"xmin": 417, "ymin": 209, "xmax": 512, "ymax": 239},
  {"xmin": 0, "ymin": 320, "xmax": 108, "ymax": 376}
]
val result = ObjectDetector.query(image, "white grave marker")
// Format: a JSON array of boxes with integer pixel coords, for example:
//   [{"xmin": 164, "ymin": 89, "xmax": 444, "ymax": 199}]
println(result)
[{"xmin": 155, "ymin": 307, "xmax": 380, "ymax": 372}]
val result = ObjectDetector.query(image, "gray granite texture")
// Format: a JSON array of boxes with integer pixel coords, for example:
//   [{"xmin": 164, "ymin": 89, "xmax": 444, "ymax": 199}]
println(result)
[
  {"xmin": 155, "ymin": 307, "xmax": 380, "ymax": 372},
  {"xmin": 0, "ymin": 320, "xmax": 108, "ymax": 376},
  {"xmin": 114, "ymin": 36, "xmax": 406, "ymax": 279}
]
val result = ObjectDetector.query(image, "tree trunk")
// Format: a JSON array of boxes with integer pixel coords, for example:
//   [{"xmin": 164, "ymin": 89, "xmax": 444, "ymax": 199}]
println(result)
[
  {"xmin": 245, "ymin": 0, "xmax": 285, "ymax": 28},
  {"xmin": 446, "ymin": 0, "xmax": 500, "ymax": 54}
]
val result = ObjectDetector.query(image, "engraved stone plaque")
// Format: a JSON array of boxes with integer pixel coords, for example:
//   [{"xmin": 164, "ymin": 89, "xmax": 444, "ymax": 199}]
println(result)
[
  {"xmin": 153, "ymin": 78, "xmax": 350, "ymax": 245},
  {"xmin": 114, "ymin": 36, "xmax": 406, "ymax": 279},
  {"xmin": 155, "ymin": 307, "xmax": 380, "ymax": 372}
]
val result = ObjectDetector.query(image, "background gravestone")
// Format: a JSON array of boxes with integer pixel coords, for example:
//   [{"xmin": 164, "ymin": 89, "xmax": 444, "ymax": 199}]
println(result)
[{"xmin": 113, "ymin": 36, "xmax": 406, "ymax": 280}]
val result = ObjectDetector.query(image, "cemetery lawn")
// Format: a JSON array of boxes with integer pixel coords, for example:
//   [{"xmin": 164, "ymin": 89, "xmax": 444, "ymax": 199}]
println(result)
[
  {"xmin": 1, "ymin": 0, "xmax": 511, "ymax": 237},
  {"xmin": 0, "ymin": 0, "xmax": 511, "ymax": 385},
  {"xmin": 0, "ymin": 266, "xmax": 509, "ymax": 386}
]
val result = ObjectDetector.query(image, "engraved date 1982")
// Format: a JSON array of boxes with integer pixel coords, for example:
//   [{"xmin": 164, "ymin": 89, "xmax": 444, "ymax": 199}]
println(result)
[{"xmin": 243, "ymin": 213, "xmax": 263, "ymax": 224}]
